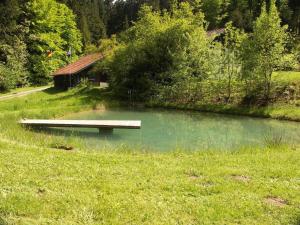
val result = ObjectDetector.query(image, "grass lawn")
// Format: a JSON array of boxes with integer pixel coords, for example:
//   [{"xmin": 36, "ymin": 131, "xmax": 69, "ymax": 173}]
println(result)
[
  {"xmin": 273, "ymin": 71, "xmax": 300, "ymax": 83},
  {"xmin": 0, "ymin": 87, "xmax": 299, "ymax": 224}
]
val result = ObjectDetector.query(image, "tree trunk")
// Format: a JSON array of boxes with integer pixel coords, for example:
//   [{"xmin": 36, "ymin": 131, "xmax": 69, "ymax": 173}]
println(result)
[{"xmin": 264, "ymin": 70, "xmax": 272, "ymax": 102}]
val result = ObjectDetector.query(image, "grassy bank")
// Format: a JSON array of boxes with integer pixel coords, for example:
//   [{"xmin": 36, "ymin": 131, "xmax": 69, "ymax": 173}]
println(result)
[
  {"xmin": 148, "ymin": 71, "xmax": 300, "ymax": 122},
  {"xmin": 147, "ymin": 102, "xmax": 300, "ymax": 121},
  {"xmin": 0, "ymin": 86, "xmax": 299, "ymax": 224}
]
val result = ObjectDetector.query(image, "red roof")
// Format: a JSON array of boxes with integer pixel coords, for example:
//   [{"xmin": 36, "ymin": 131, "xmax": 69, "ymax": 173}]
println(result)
[{"xmin": 52, "ymin": 53, "xmax": 103, "ymax": 76}]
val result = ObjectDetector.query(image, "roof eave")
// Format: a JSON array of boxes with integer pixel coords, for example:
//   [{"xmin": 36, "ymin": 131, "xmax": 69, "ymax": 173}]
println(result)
[{"xmin": 52, "ymin": 57, "xmax": 101, "ymax": 77}]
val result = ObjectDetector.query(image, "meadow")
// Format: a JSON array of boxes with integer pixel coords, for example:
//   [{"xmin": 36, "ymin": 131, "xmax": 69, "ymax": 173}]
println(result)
[{"xmin": 0, "ymin": 85, "xmax": 299, "ymax": 224}]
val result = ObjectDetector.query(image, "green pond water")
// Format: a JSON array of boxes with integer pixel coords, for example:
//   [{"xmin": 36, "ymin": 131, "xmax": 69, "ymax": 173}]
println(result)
[{"xmin": 52, "ymin": 108, "xmax": 300, "ymax": 151}]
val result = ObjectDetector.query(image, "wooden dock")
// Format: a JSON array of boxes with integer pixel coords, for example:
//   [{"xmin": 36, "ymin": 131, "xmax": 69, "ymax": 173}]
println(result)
[{"xmin": 20, "ymin": 119, "xmax": 141, "ymax": 133}]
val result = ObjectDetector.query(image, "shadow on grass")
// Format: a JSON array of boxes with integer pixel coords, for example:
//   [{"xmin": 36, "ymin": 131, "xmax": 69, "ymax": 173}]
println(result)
[
  {"xmin": 294, "ymin": 216, "xmax": 300, "ymax": 225},
  {"xmin": 32, "ymin": 127, "xmax": 124, "ymax": 141},
  {"xmin": 42, "ymin": 87, "xmax": 65, "ymax": 95},
  {"xmin": 44, "ymin": 87, "xmax": 106, "ymax": 104},
  {"xmin": 0, "ymin": 217, "xmax": 7, "ymax": 225},
  {"xmin": 42, "ymin": 86, "xmax": 129, "ymax": 110}
]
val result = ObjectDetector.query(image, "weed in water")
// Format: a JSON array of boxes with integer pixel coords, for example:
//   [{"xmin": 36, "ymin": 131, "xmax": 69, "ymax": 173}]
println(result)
[{"xmin": 264, "ymin": 130, "xmax": 285, "ymax": 148}]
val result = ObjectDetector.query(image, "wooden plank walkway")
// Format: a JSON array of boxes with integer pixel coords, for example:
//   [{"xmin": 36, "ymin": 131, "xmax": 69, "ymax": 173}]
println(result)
[{"xmin": 20, "ymin": 119, "xmax": 141, "ymax": 131}]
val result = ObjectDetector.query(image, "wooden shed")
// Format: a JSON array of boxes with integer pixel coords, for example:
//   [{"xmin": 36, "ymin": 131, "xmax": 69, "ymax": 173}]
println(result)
[{"xmin": 52, "ymin": 53, "xmax": 103, "ymax": 90}]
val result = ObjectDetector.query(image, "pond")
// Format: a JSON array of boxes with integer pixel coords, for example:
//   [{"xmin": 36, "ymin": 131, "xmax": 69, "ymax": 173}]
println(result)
[{"xmin": 51, "ymin": 108, "xmax": 300, "ymax": 151}]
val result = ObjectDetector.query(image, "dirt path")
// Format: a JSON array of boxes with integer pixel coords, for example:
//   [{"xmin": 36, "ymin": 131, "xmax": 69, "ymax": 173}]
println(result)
[{"xmin": 0, "ymin": 86, "xmax": 50, "ymax": 101}]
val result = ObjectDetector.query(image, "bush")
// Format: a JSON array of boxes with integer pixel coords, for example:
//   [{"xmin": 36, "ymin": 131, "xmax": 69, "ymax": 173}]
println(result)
[{"xmin": 103, "ymin": 3, "xmax": 210, "ymax": 101}]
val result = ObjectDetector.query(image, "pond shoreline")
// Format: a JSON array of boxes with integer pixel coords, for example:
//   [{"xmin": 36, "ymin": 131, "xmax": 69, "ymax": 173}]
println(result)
[
  {"xmin": 27, "ymin": 86, "xmax": 300, "ymax": 124},
  {"xmin": 145, "ymin": 101, "xmax": 300, "ymax": 122}
]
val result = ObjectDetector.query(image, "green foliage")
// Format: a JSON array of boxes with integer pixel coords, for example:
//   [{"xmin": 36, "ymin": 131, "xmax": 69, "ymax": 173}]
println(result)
[
  {"xmin": 26, "ymin": 0, "xmax": 82, "ymax": 84},
  {"xmin": 101, "ymin": 2, "xmax": 234, "ymax": 103},
  {"xmin": 84, "ymin": 44, "xmax": 99, "ymax": 54},
  {"xmin": 294, "ymin": 37, "xmax": 300, "ymax": 64},
  {"xmin": 0, "ymin": 41, "xmax": 29, "ymax": 91},
  {"xmin": 0, "ymin": 0, "xmax": 298, "ymax": 99},
  {"xmin": 98, "ymin": 35, "xmax": 120, "ymax": 56},
  {"xmin": 168, "ymin": 22, "xmax": 246, "ymax": 104},
  {"xmin": 60, "ymin": 0, "xmax": 108, "ymax": 45},
  {"xmin": 104, "ymin": 0, "xmax": 299, "ymax": 35},
  {"xmin": 279, "ymin": 53, "xmax": 298, "ymax": 71},
  {"xmin": 202, "ymin": 0, "xmax": 230, "ymax": 29},
  {"xmin": 100, "ymin": 0, "xmax": 296, "ymax": 107},
  {"xmin": 221, "ymin": 22, "xmax": 247, "ymax": 102},
  {"xmin": 104, "ymin": 3, "xmax": 210, "ymax": 100},
  {"xmin": 241, "ymin": 0, "xmax": 289, "ymax": 103},
  {"xmin": 0, "ymin": 0, "xmax": 29, "ymax": 91}
]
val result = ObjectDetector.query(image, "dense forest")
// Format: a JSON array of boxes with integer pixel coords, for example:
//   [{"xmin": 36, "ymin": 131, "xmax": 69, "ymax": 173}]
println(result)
[
  {"xmin": 61, "ymin": 0, "xmax": 300, "ymax": 39},
  {"xmin": 0, "ymin": 0, "xmax": 299, "ymax": 94}
]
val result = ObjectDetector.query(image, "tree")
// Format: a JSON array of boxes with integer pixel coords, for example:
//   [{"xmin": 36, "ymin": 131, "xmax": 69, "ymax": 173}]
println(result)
[
  {"xmin": 80, "ymin": 13, "xmax": 92, "ymax": 45},
  {"xmin": 201, "ymin": 0, "xmax": 230, "ymax": 29},
  {"xmin": 241, "ymin": 0, "xmax": 288, "ymax": 102},
  {"xmin": 222, "ymin": 22, "xmax": 246, "ymax": 102},
  {"xmin": 26, "ymin": 0, "xmax": 82, "ymax": 84},
  {"xmin": 0, "ymin": 0, "xmax": 29, "ymax": 91},
  {"xmin": 0, "ymin": 39, "xmax": 28, "ymax": 91},
  {"xmin": 60, "ymin": 0, "xmax": 108, "ymax": 45}
]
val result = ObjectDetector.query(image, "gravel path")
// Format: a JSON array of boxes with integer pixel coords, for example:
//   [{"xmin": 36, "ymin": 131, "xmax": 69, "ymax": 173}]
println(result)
[{"xmin": 0, "ymin": 86, "xmax": 50, "ymax": 101}]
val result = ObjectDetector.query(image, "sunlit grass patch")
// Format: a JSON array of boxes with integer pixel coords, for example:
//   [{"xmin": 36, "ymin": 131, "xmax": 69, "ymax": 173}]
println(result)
[{"xmin": 273, "ymin": 71, "xmax": 300, "ymax": 83}]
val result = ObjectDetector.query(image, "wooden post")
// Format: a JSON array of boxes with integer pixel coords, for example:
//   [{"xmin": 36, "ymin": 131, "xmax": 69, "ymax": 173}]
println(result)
[{"xmin": 98, "ymin": 128, "xmax": 114, "ymax": 134}]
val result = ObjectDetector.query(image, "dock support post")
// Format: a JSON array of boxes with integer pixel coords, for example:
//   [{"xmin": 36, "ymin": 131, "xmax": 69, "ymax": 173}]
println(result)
[{"xmin": 98, "ymin": 128, "xmax": 113, "ymax": 134}]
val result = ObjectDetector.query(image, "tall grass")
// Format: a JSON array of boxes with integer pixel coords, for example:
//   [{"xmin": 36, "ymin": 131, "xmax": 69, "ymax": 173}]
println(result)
[{"xmin": 264, "ymin": 131, "xmax": 285, "ymax": 148}]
